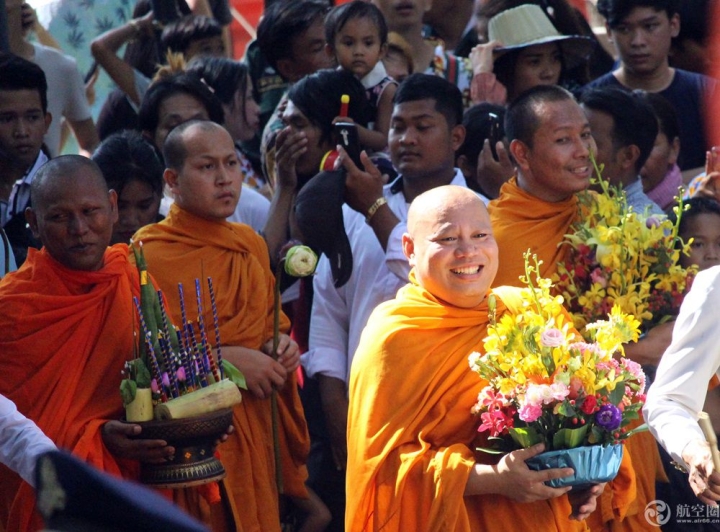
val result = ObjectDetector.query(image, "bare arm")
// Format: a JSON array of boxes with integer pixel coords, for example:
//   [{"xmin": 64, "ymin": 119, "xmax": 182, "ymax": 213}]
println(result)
[
  {"xmin": 90, "ymin": 12, "xmax": 155, "ymax": 106},
  {"xmin": 67, "ymin": 118, "xmax": 99, "ymax": 157}
]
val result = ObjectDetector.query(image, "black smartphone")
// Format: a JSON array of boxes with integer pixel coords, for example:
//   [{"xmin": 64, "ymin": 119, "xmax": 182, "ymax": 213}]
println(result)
[
  {"xmin": 486, "ymin": 112, "xmax": 502, "ymax": 161},
  {"xmin": 334, "ymin": 122, "xmax": 363, "ymax": 170}
]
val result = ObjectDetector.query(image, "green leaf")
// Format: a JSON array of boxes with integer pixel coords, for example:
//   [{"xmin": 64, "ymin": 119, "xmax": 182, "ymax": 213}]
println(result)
[
  {"xmin": 556, "ymin": 401, "xmax": 577, "ymax": 417},
  {"xmin": 475, "ymin": 446, "xmax": 507, "ymax": 455},
  {"xmin": 552, "ymin": 424, "xmax": 589, "ymax": 449},
  {"xmin": 608, "ymin": 384, "xmax": 625, "ymax": 405},
  {"xmin": 120, "ymin": 379, "xmax": 137, "ymax": 406},
  {"xmin": 223, "ymin": 360, "xmax": 247, "ymax": 390},
  {"xmin": 624, "ymin": 423, "xmax": 648, "ymax": 438},
  {"xmin": 509, "ymin": 426, "xmax": 542, "ymax": 448}
]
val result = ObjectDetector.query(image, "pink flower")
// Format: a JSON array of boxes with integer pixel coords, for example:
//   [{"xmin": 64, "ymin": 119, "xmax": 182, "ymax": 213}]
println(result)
[
  {"xmin": 150, "ymin": 378, "xmax": 159, "ymax": 394},
  {"xmin": 590, "ymin": 267, "xmax": 608, "ymax": 288},
  {"xmin": 550, "ymin": 382, "xmax": 569, "ymax": 401},
  {"xmin": 162, "ymin": 372, "xmax": 170, "ymax": 389},
  {"xmin": 620, "ymin": 358, "xmax": 646, "ymax": 393},
  {"xmin": 478, "ymin": 410, "xmax": 513, "ymax": 436},
  {"xmin": 541, "ymin": 328, "xmax": 564, "ymax": 348},
  {"xmin": 646, "ymin": 216, "xmax": 662, "ymax": 228},
  {"xmin": 518, "ymin": 403, "xmax": 543, "ymax": 423},
  {"xmin": 176, "ymin": 366, "xmax": 186, "ymax": 382}
]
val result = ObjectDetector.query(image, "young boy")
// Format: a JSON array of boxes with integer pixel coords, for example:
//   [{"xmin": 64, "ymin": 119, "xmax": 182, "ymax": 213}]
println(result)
[
  {"xmin": 0, "ymin": 53, "xmax": 51, "ymax": 265},
  {"xmin": 585, "ymin": 0, "xmax": 717, "ymax": 174}
]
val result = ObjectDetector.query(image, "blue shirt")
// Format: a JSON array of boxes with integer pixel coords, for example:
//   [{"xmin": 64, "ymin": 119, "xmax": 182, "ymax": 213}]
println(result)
[{"xmin": 584, "ymin": 69, "xmax": 717, "ymax": 171}]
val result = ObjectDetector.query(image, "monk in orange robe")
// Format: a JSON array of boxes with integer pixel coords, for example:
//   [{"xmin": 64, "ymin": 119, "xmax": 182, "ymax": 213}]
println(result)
[
  {"xmin": 488, "ymin": 86, "xmax": 664, "ymax": 532},
  {"xmin": 0, "ymin": 156, "xmax": 173, "ymax": 532},
  {"xmin": 134, "ymin": 120, "xmax": 309, "ymax": 531},
  {"xmin": 347, "ymin": 185, "xmax": 606, "ymax": 532}
]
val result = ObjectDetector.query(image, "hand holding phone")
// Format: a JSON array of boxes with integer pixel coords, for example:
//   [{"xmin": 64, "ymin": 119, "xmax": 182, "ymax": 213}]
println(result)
[{"xmin": 334, "ymin": 122, "xmax": 363, "ymax": 170}]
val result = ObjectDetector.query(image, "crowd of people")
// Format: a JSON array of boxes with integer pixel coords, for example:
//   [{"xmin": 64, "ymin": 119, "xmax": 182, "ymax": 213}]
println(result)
[{"xmin": 1, "ymin": 0, "xmax": 720, "ymax": 531}]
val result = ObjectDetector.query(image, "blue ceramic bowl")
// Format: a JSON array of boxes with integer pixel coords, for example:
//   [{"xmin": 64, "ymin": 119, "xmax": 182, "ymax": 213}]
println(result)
[{"xmin": 525, "ymin": 444, "xmax": 623, "ymax": 489}]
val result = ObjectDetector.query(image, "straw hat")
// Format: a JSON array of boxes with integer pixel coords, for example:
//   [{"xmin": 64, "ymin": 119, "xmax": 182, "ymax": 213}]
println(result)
[{"xmin": 488, "ymin": 4, "xmax": 596, "ymax": 69}]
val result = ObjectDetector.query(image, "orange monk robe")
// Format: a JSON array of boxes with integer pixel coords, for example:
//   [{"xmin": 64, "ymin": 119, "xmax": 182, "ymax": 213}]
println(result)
[
  {"xmin": 347, "ymin": 273, "xmax": 589, "ymax": 532},
  {"xmin": 489, "ymin": 178, "xmax": 579, "ymax": 288},
  {"xmin": 489, "ymin": 180, "xmax": 657, "ymax": 531},
  {"xmin": 134, "ymin": 204, "xmax": 310, "ymax": 532},
  {"xmin": 0, "ymin": 246, "xmax": 141, "ymax": 532}
]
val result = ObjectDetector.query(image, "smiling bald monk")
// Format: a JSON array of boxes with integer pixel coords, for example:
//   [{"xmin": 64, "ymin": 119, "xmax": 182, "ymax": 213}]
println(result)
[{"xmin": 346, "ymin": 185, "xmax": 603, "ymax": 532}]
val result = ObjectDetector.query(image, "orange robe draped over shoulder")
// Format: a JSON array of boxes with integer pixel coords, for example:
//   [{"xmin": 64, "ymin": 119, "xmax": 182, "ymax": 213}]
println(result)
[
  {"xmin": 134, "ymin": 204, "xmax": 309, "ymax": 532},
  {"xmin": 489, "ymin": 180, "xmax": 655, "ymax": 531},
  {"xmin": 489, "ymin": 177, "xmax": 580, "ymax": 287},
  {"xmin": 0, "ymin": 246, "xmax": 140, "ymax": 532},
  {"xmin": 346, "ymin": 273, "xmax": 589, "ymax": 532}
]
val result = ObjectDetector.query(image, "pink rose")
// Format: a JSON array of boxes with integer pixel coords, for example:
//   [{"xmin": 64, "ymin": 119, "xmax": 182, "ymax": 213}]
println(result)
[
  {"xmin": 518, "ymin": 403, "xmax": 543, "ymax": 423},
  {"xmin": 541, "ymin": 328, "xmax": 564, "ymax": 348}
]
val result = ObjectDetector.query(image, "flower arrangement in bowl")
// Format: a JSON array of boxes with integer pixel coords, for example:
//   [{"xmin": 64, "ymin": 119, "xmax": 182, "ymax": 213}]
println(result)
[
  {"xmin": 552, "ymin": 158, "xmax": 696, "ymax": 336},
  {"xmin": 121, "ymin": 243, "xmax": 245, "ymax": 487},
  {"xmin": 468, "ymin": 253, "xmax": 647, "ymax": 488}
]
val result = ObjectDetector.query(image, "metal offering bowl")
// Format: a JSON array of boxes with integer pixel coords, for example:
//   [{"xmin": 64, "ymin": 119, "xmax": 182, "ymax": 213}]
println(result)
[{"xmin": 130, "ymin": 407, "xmax": 233, "ymax": 489}]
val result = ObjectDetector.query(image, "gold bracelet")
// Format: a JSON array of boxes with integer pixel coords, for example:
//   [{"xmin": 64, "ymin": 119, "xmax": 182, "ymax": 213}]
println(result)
[{"xmin": 366, "ymin": 197, "xmax": 387, "ymax": 223}]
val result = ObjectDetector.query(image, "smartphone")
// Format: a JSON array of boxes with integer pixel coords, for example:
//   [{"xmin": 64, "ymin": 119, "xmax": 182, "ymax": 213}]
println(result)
[
  {"xmin": 334, "ymin": 122, "xmax": 363, "ymax": 170},
  {"xmin": 486, "ymin": 112, "xmax": 502, "ymax": 162}
]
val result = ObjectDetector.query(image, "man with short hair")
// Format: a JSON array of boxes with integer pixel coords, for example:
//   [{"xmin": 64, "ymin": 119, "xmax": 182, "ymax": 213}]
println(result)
[
  {"xmin": 346, "ymin": 184, "xmax": 603, "ymax": 531},
  {"xmin": 255, "ymin": 0, "xmax": 335, "ymax": 186},
  {"xmin": 0, "ymin": 52, "xmax": 51, "ymax": 265},
  {"xmin": 0, "ymin": 156, "xmax": 173, "ymax": 532},
  {"xmin": 300, "ymin": 74, "xmax": 474, "ymax": 525},
  {"xmin": 134, "ymin": 120, "xmax": 306, "ymax": 532},
  {"xmin": 4, "ymin": 0, "xmax": 98, "ymax": 156},
  {"xmin": 489, "ymin": 85, "xmax": 660, "ymax": 531},
  {"xmin": 580, "ymin": 87, "xmax": 663, "ymax": 216},
  {"xmin": 585, "ymin": 0, "xmax": 716, "ymax": 174}
]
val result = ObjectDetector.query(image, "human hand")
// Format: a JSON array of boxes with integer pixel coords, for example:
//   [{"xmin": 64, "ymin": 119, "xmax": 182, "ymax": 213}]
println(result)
[
  {"xmin": 492, "ymin": 444, "xmax": 573, "ymax": 502},
  {"xmin": 102, "ymin": 420, "xmax": 174, "ymax": 463},
  {"xmin": 567, "ymin": 483, "xmax": 605, "ymax": 521},
  {"xmin": 20, "ymin": 3, "xmax": 37, "ymax": 35},
  {"xmin": 336, "ymin": 146, "xmax": 386, "ymax": 215},
  {"xmin": 222, "ymin": 346, "xmax": 287, "ymax": 399},
  {"xmin": 263, "ymin": 334, "xmax": 300, "ymax": 373},
  {"xmin": 682, "ymin": 438, "xmax": 720, "ymax": 505},
  {"xmin": 477, "ymin": 139, "xmax": 514, "ymax": 199},
  {"xmin": 470, "ymin": 40, "xmax": 504, "ymax": 75},
  {"xmin": 274, "ymin": 126, "xmax": 307, "ymax": 190},
  {"xmin": 694, "ymin": 172, "xmax": 720, "ymax": 202}
]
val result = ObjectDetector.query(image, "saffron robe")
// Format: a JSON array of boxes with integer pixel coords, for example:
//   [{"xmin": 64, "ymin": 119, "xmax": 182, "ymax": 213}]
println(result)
[
  {"xmin": 347, "ymin": 274, "xmax": 592, "ymax": 532},
  {"xmin": 489, "ymin": 177, "xmax": 579, "ymax": 288},
  {"xmin": 134, "ymin": 204, "xmax": 310, "ymax": 532},
  {"xmin": 0, "ymin": 246, "xmax": 141, "ymax": 532},
  {"xmin": 489, "ymin": 180, "xmax": 660, "ymax": 531}
]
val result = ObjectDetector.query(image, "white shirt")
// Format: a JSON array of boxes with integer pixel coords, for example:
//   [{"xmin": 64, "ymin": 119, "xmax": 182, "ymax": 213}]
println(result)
[
  {"xmin": 644, "ymin": 265, "xmax": 720, "ymax": 469},
  {"xmin": 0, "ymin": 394, "xmax": 56, "ymax": 487},
  {"xmin": 302, "ymin": 169, "xmax": 469, "ymax": 384},
  {"xmin": 31, "ymin": 43, "xmax": 92, "ymax": 157}
]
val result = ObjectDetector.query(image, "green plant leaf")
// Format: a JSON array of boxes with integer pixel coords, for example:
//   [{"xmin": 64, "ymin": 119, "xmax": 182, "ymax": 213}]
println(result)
[
  {"xmin": 223, "ymin": 360, "xmax": 247, "ymax": 390},
  {"xmin": 509, "ymin": 426, "xmax": 542, "ymax": 448},
  {"xmin": 608, "ymin": 384, "xmax": 625, "ymax": 405},
  {"xmin": 120, "ymin": 379, "xmax": 137, "ymax": 406},
  {"xmin": 552, "ymin": 424, "xmax": 589, "ymax": 449}
]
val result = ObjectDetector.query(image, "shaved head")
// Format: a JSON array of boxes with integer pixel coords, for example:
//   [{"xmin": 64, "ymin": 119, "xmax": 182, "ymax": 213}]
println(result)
[
  {"xmin": 403, "ymin": 185, "xmax": 498, "ymax": 308},
  {"xmin": 27, "ymin": 155, "xmax": 118, "ymax": 271},
  {"xmin": 31, "ymin": 156, "xmax": 107, "ymax": 213}
]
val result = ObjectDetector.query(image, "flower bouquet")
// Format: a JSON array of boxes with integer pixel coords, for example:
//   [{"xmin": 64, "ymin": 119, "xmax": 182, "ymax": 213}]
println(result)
[
  {"xmin": 468, "ymin": 253, "xmax": 647, "ymax": 487},
  {"xmin": 552, "ymin": 159, "xmax": 696, "ymax": 336},
  {"xmin": 121, "ymin": 243, "xmax": 244, "ymax": 487}
]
